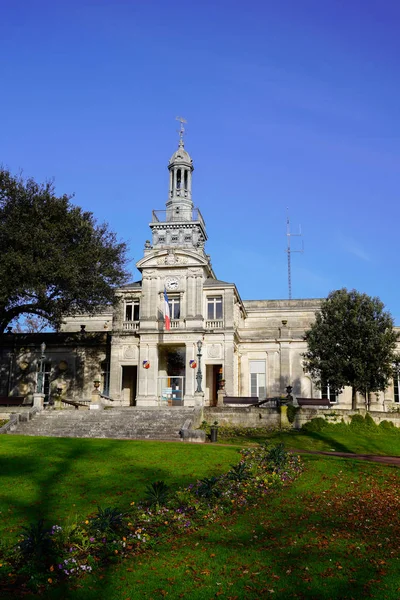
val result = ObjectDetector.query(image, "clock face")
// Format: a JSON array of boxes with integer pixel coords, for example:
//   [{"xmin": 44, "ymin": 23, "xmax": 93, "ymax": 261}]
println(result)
[{"xmin": 166, "ymin": 277, "xmax": 179, "ymax": 291}]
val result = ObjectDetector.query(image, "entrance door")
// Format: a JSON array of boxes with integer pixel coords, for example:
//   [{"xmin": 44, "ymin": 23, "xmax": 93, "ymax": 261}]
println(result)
[
  {"xmin": 121, "ymin": 366, "xmax": 137, "ymax": 406},
  {"xmin": 158, "ymin": 345, "xmax": 185, "ymax": 405},
  {"xmin": 206, "ymin": 364, "xmax": 223, "ymax": 406}
]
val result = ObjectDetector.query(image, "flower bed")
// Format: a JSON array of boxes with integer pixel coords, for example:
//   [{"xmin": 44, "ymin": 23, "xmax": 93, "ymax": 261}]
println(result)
[{"xmin": 0, "ymin": 443, "xmax": 303, "ymax": 593}]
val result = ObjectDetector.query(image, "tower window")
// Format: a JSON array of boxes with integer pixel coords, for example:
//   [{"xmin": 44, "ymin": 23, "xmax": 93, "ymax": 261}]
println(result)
[
  {"xmin": 184, "ymin": 234, "xmax": 192, "ymax": 242},
  {"xmin": 125, "ymin": 300, "xmax": 140, "ymax": 321},
  {"xmin": 171, "ymin": 235, "xmax": 178, "ymax": 243},
  {"xmin": 158, "ymin": 235, "xmax": 165, "ymax": 243},
  {"xmin": 168, "ymin": 296, "xmax": 180, "ymax": 320},
  {"xmin": 184, "ymin": 170, "xmax": 188, "ymax": 189},
  {"xmin": 207, "ymin": 296, "xmax": 223, "ymax": 320},
  {"xmin": 176, "ymin": 169, "xmax": 181, "ymax": 189}
]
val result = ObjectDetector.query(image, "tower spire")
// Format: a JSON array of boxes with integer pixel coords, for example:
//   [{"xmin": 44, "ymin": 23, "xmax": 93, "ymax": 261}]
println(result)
[{"xmin": 175, "ymin": 116, "xmax": 187, "ymax": 147}]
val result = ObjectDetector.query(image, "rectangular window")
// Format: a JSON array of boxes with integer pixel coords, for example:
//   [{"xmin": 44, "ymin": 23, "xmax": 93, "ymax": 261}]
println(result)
[
  {"xmin": 394, "ymin": 375, "xmax": 400, "ymax": 403},
  {"xmin": 249, "ymin": 361, "xmax": 266, "ymax": 399},
  {"xmin": 101, "ymin": 361, "xmax": 110, "ymax": 396},
  {"xmin": 125, "ymin": 301, "xmax": 140, "ymax": 321},
  {"xmin": 207, "ymin": 296, "xmax": 223, "ymax": 320},
  {"xmin": 321, "ymin": 382, "xmax": 337, "ymax": 403},
  {"xmin": 37, "ymin": 361, "xmax": 52, "ymax": 403},
  {"xmin": 168, "ymin": 297, "xmax": 180, "ymax": 320}
]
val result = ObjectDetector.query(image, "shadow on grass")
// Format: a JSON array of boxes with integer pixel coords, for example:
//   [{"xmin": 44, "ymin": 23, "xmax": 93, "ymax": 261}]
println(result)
[
  {"xmin": 297, "ymin": 429, "xmax": 352, "ymax": 453},
  {"xmin": 16, "ymin": 457, "xmax": 399, "ymax": 600},
  {"xmin": 0, "ymin": 436, "xmax": 239, "ymax": 598}
]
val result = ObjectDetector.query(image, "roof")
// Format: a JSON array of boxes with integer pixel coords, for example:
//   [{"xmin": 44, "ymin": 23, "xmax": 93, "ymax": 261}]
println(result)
[
  {"xmin": 118, "ymin": 280, "xmax": 142, "ymax": 289},
  {"xmin": 169, "ymin": 141, "xmax": 193, "ymax": 167},
  {"xmin": 203, "ymin": 278, "xmax": 234, "ymax": 287}
]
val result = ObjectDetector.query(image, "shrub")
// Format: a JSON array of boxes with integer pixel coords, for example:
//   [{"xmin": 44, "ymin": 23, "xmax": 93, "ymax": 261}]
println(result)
[
  {"xmin": 196, "ymin": 476, "xmax": 221, "ymax": 499},
  {"xmin": 227, "ymin": 462, "xmax": 250, "ymax": 482},
  {"xmin": 302, "ymin": 417, "xmax": 329, "ymax": 432},
  {"xmin": 349, "ymin": 414, "xmax": 366, "ymax": 430},
  {"xmin": 287, "ymin": 405, "xmax": 300, "ymax": 423},
  {"xmin": 145, "ymin": 481, "xmax": 170, "ymax": 507},
  {"xmin": 16, "ymin": 519, "xmax": 54, "ymax": 568},
  {"xmin": 267, "ymin": 442, "xmax": 288, "ymax": 469},
  {"xmin": 364, "ymin": 413, "xmax": 378, "ymax": 429},
  {"xmin": 90, "ymin": 506, "xmax": 126, "ymax": 535},
  {"xmin": 379, "ymin": 420, "xmax": 395, "ymax": 430}
]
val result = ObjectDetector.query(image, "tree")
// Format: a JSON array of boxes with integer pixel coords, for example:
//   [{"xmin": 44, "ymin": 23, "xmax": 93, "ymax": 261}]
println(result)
[
  {"xmin": 13, "ymin": 315, "xmax": 49, "ymax": 333},
  {"xmin": 303, "ymin": 288, "xmax": 398, "ymax": 410},
  {"xmin": 0, "ymin": 168, "xmax": 130, "ymax": 333}
]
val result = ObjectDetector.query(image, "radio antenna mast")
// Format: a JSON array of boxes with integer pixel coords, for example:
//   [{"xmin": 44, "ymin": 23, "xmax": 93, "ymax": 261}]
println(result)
[{"xmin": 285, "ymin": 209, "xmax": 303, "ymax": 300}]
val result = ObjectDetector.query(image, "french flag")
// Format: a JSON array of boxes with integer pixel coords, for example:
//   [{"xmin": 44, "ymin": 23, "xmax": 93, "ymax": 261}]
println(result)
[{"xmin": 163, "ymin": 288, "xmax": 171, "ymax": 330}]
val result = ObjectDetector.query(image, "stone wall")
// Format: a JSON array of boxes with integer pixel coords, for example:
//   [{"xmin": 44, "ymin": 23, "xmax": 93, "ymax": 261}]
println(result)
[
  {"xmin": 203, "ymin": 406, "xmax": 400, "ymax": 429},
  {"xmin": 204, "ymin": 406, "xmax": 280, "ymax": 428}
]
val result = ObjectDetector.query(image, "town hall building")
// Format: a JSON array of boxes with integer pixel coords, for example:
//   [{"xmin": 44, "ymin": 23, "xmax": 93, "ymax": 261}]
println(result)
[{"xmin": 1, "ymin": 132, "xmax": 399, "ymax": 413}]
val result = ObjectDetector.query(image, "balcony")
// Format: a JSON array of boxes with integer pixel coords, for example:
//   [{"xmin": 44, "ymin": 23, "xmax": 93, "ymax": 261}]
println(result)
[
  {"xmin": 151, "ymin": 208, "xmax": 206, "ymax": 229},
  {"xmin": 123, "ymin": 321, "xmax": 139, "ymax": 331},
  {"xmin": 205, "ymin": 320, "xmax": 224, "ymax": 329},
  {"xmin": 170, "ymin": 320, "xmax": 184, "ymax": 329}
]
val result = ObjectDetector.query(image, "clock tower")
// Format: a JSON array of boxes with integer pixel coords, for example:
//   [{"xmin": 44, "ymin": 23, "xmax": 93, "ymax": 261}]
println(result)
[{"xmin": 128, "ymin": 122, "xmax": 218, "ymax": 407}]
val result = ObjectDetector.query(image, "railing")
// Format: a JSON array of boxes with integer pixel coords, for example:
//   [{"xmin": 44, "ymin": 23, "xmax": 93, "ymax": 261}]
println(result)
[
  {"xmin": 205, "ymin": 320, "xmax": 224, "ymax": 329},
  {"xmin": 123, "ymin": 321, "xmax": 139, "ymax": 331},
  {"xmin": 170, "ymin": 320, "xmax": 183, "ymax": 329},
  {"xmin": 151, "ymin": 208, "xmax": 206, "ymax": 229}
]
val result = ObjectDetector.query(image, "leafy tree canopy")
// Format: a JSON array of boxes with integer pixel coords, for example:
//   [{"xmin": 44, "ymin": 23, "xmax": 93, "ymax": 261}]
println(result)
[
  {"xmin": 303, "ymin": 288, "xmax": 398, "ymax": 408},
  {"xmin": 0, "ymin": 168, "xmax": 130, "ymax": 333}
]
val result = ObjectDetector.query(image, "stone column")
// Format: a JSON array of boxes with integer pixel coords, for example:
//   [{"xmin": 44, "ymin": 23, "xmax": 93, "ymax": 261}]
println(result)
[
  {"xmin": 184, "ymin": 342, "xmax": 196, "ymax": 405},
  {"xmin": 136, "ymin": 342, "xmax": 158, "ymax": 407},
  {"xmin": 224, "ymin": 333, "xmax": 235, "ymax": 397},
  {"xmin": 33, "ymin": 393, "xmax": 45, "ymax": 411},
  {"xmin": 180, "ymin": 290, "xmax": 185, "ymax": 320},
  {"xmin": 189, "ymin": 275, "xmax": 196, "ymax": 317},
  {"xmin": 268, "ymin": 350, "xmax": 280, "ymax": 396},
  {"xmin": 279, "ymin": 342, "xmax": 291, "ymax": 393},
  {"xmin": 195, "ymin": 276, "xmax": 202, "ymax": 316},
  {"xmin": 187, "ymin": 275, "xmax": 194, "ymax": 317},
  {"xmin": 109, "ymin": 339, "xmax": 122, "ymax": 402}
]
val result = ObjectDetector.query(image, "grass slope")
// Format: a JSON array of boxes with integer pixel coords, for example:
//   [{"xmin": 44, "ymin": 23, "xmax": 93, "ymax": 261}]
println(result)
[
  {"xmin": 217, "ymin": 421, "xmax": 400, "ymax": 456},
  {"xmin": 0, "ymin": 436, "xmax": 239, "ymax": 542},
  {"xmin": 8, "ymin": 455, "xmax": 400, "ymax": 600}
]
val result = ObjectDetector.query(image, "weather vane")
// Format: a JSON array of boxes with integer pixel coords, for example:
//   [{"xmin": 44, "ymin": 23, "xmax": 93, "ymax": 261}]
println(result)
[{"xmin": 175, "ymin": 116, "xmax": 187, "ymax": 144}]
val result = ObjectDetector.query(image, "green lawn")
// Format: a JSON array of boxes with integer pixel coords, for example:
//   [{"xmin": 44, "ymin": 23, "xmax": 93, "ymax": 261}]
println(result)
[
  {"xmin": 1, "ymin": 436, "xmax": 400, "ymax": 599},
  {"xmin": 0, "ymin": 436, "xmax": 239, "ymax": 542},
  {"xmin": 217, "ymin": 421, "xmax": 400, "ymax": 455}
]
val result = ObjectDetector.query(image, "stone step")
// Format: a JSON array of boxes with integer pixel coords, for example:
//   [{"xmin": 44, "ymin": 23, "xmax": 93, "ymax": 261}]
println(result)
[
  {"xmin": 10, "ymin": 431, "xmax": 181, "ymax": 440},
  {"xmin": 8, "ymin": 407, "xmax": 197, "ymax": 440}
]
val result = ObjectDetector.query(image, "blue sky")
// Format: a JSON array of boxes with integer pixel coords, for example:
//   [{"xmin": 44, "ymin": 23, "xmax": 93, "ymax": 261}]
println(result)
[{"xmin": 2, "ymin": 1, "xmax": 400, "ymax": 320}]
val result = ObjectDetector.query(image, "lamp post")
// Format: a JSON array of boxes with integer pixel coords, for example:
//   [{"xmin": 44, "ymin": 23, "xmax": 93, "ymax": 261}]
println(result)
[
  {"xmin": 196, "ymin": 340, "xmax": 203, "ymax": 393},
  {"xmin": 36, "ymin": 342, "xmax": 46, "ymax": 394}
]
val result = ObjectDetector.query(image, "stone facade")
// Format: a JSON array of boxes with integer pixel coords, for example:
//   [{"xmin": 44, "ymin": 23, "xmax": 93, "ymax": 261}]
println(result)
[{"xmin": 1, "ymin": 136, "xmax": 400, "ymax": 412}]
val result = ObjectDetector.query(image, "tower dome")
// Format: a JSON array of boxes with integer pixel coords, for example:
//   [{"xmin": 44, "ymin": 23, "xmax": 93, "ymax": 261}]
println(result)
[
  {"xmin": 167, "ymin": 120, "xmax": 194, "ymax": 208},
  {"xmin": 169, "ymin": 139, "xmax": 193, "ymax": 168}
]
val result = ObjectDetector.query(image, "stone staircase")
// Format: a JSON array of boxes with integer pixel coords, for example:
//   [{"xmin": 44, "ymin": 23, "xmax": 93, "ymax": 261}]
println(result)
[{"xmin": 8, "ymin": 407, "xmax": 199, "ymax": 441}]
